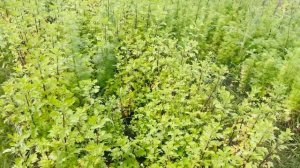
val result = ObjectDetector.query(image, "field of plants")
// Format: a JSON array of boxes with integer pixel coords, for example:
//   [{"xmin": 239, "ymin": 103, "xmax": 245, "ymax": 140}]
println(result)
[{"xmin": 0, "ymin": 0, "xmax": 300, "ymax": 167}]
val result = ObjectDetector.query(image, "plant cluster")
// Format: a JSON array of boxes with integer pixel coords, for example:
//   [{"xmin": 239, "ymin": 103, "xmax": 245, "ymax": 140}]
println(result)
[{"xmin": 0, "ymin": 0, "xmax": 299, "ymax": 167}]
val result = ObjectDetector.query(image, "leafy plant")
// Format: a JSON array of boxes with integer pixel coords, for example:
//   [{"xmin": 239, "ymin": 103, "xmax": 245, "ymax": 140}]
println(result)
[{"xmin": 0, "ymin": 0, "xmax": 299, "ymax": 167}]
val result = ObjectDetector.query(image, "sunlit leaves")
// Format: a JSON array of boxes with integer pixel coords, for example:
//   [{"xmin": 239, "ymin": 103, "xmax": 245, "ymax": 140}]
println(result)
[{"xmin": 0, "ymin": 0, "xmax": 299, "ymax": 167}]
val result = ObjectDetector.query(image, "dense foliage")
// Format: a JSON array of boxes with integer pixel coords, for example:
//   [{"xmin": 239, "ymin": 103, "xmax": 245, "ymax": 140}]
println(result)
[{"xmin": 0, "ymin": 0, "xmax": 299, "ymax": 167}]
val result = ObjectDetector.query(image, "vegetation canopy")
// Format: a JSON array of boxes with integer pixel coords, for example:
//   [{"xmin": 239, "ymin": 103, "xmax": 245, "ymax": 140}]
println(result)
[{"xmin": 0, "ymin": 0, "xmax": 299, "ymax": 167}]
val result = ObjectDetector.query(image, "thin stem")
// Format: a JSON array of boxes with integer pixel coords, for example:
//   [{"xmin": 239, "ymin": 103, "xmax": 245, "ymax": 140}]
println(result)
[
  {"xmin": 146, "ymin": 3, "xmax": 151, "ymax": 28},
  {"xmin": 134, "ymin": 2, "xmax": 138, "ymax": 29},
  {"xmin": 25, "ymin": 93, "xmax": 36, "ymax": 127}
]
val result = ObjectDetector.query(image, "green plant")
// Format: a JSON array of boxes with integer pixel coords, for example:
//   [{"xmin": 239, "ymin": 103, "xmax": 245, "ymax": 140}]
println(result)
[{"xmin": 0, "ymin": 0, "xmax": 299, "ymax": 167}]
